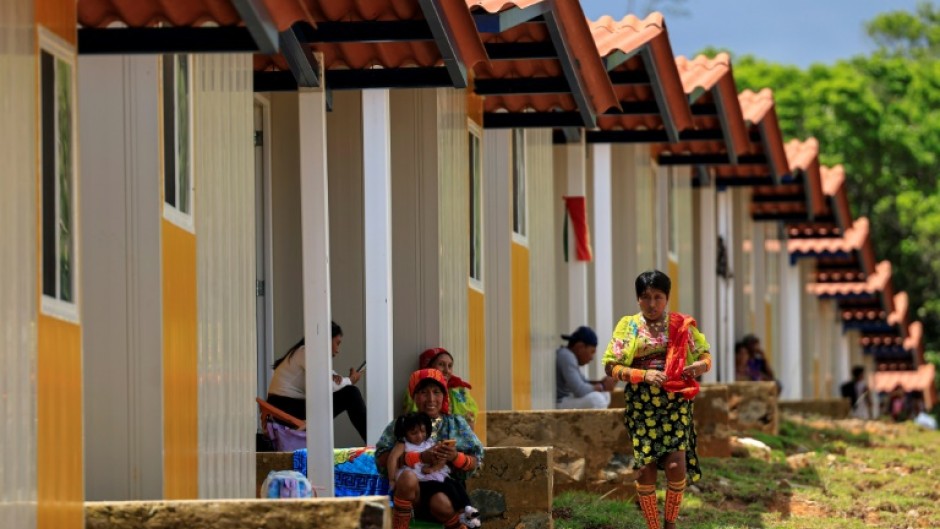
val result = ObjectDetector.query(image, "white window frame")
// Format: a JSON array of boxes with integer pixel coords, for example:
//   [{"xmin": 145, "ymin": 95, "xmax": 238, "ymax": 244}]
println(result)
[
  {"xmin": 38, "ymin": 27, "xmax": 80, "ymax": 323},
  {"xmin": 468, "ymin": 120, "xmax": 484, "ymax": 291},
  {"xmin": 161, "ymin": 53, "xmax": 195, "ymax": 232},
  {"xmin": 511, "ymin": 128, "xmax": 528, "ymax": 244}
]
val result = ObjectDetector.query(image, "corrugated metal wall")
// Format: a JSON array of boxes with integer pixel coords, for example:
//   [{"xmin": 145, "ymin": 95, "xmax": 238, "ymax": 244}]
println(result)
[
  {"xmin": 192, "ymin": 54, "xmax": 256, "ymax": 498},
  {"xmin": 436, "ymin": 89, "xmax": 470, "ymax": 379},
  {"xmin": 0, "ymin": 0, "xmax": 37, "ymax": 525},
  {"xmin": 525, "ymin": 129, "xmax": 557, "ymax": 410}
]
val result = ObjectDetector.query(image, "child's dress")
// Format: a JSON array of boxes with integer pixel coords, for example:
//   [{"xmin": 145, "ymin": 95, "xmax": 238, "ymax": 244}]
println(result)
[{"xmin": 395, "ymin": 439, "xmax": 449, "ymax": 482}]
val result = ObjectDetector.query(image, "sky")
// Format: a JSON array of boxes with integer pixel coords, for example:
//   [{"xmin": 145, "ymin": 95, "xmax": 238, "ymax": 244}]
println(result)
[{"xmin": 580, "ymin": 0, "xmax": 925, "ymax": 67}]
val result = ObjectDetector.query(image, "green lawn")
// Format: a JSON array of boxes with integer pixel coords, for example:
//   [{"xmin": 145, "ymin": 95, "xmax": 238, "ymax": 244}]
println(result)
[{"xmin": 553, "ymin": 414, "xmax": 940, "ymax": 529}]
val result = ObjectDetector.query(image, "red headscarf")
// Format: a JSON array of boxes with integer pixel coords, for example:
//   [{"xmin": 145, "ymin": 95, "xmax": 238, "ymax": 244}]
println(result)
[
  {"xmin": 408, "ymin": 368, "xmax": 450, "ymax": 415},
  {"xmin": 418, "ymin": 347, "xmax": 473, "ymax": 390}
]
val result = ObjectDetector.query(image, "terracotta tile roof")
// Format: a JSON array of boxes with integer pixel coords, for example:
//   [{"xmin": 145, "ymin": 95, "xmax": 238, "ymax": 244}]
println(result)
[
  {"xmin": 807, "ymin": 260, "xmax": 891, "ymax": 297},
  {"xmin": 784, "ymin": 138, "xmax": 827, "ymax": 217},
  {"xmin": 787, "ymin": 217, "xmax": 868, "ymax": 255},
  {"xmin": 821, "ymin": 164, "xmax": 854, "ymax": 231},
  {"xmin": 652, "ymin": 53, "xmax": 749, "ymax": 161},
  {"xmin": 78, "ymin": 0, "xmax": 249, "ymax": 28},
  {"xmin": 903, "ymin": 321, "xmax": 924, "ymax": 357},
  {"xmin": 888, "ymin": 291, "xmax": 908, "ymax": 328},
  {"xmin": 872, "ymin": 363, "xmax": 934, "ymax": 393},
  {"xmin": 713, "ymin": 89, "xmax": 788, "ymax": 183},
  {"xmin": 591, "ymin": 14, "xmax": 693, "ymax": 134},
  {"xmin": 472, "ymin": 0, "xmax": 619, "ymax": 120}
]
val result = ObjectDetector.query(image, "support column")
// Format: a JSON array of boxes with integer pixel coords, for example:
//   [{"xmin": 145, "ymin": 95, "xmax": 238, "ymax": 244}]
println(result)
[
  {"xmin": 566, "ymin": 139, "xmax": 588, "ymax": 332},
  {"xmin": 362, "ymin": 89, "xmax": 394, "ymax": 443},
  {"xmin": 716, "ymin": 189, "xmax": 735, "ymax": 383},
  {"xmin": 779, "ymin": 250, "xmax": 803, "ymax": 400},
  {"xmin": 299, "ymin": 87, "xmax": 335, "ymax": 496},
  {"xmin": 592, "ymin": 143, "xmax": 613, "ymax": 378},
  {"xmin": 752, "ymin": 216, "xmax": 767, "ymax": 356},
  {"xmin": 655, "ymin": 165, "xmax": 670, "ymax": 272},
  {"xmin": 696, "ymin": 185, "xmax": 718, "ymax": 384}
]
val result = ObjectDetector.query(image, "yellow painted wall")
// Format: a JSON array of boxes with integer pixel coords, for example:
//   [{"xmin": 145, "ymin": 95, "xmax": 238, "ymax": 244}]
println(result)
[
  {"xmin": 668, "ymin": 258, "xmax": 679, "ymax": 313},
  {"xmin": 162, "ymin": 220, "xmax": 198, "ymax": 499},
  {"xmin": 467, "ymin": 287, "xmax": 486, "ymax": 444},
  {"xmin": 511, "ymin": 242, "xmax": 531, "ymax": 410},
  {"xmin": 36, "ymin": 316, "xmax": 83, "ymax": 529}
]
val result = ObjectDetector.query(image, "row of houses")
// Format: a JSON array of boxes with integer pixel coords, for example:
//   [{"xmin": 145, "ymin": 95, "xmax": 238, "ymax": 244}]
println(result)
[{"xmin": 1, "ymin": 0, "xmax": 935, "ymax": 525}]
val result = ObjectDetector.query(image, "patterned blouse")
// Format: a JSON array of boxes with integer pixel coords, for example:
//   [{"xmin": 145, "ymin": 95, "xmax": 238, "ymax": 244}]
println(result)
[{"xmin": 603, "ymin": 312, "xmax": 710, "ymax": 372}]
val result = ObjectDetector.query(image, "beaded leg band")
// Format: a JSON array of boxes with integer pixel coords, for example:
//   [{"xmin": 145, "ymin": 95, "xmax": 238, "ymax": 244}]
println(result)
[
  {"xmin": 392, "ymin": 498, "xmax": 412, "ymax": 529},
  {"xmin": 636, "ymin": 483, "xmax": 660, "ymax": 529},
  {"xmin": 664, "ymin": 478, "xmax": 687, "ymax": 524}
]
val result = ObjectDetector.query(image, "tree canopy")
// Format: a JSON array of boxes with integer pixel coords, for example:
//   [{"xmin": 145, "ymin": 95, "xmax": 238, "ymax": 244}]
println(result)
[{"xmin": 713, "ymin": 2, "xmax": 940, "ymax": 352}]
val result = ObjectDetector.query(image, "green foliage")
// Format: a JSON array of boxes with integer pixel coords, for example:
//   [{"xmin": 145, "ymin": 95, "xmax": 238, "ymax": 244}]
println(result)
[{"xmin": 716, "ymin": 4, "xmax": 940, "ymax": 356}]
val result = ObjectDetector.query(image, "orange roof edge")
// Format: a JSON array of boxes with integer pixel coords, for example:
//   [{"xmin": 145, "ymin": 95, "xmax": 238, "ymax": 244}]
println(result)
[{"xmin": 553, "ymin": 0, "xmax": 620, "ymax": 114}]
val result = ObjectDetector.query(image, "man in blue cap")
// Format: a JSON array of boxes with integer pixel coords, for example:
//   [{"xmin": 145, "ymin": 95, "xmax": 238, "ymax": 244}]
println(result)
[{"xmin": 556, "ymin": 326, "xmax": 617, "ymax": 409}]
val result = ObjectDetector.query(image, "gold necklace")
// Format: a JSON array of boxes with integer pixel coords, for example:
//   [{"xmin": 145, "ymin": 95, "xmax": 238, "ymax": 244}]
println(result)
[{"xmin": 647, "ymin": 315, "xmax": 668, "ymax": 334}]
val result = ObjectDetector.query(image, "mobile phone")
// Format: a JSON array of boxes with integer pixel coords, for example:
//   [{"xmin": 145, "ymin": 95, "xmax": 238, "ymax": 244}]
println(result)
[
  {"xmin": 442, "ymin": 439, "xmax": 456, "ymax": 447},
  {"xmin": 357, "ymin": 361, "xmax": 367, "ymax": 372}
]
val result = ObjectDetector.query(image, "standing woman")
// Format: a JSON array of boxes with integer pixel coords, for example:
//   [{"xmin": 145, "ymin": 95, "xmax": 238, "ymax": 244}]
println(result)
[{"xmin": 603, "ymin": 271, "xmax": 712, "ymax": 529}]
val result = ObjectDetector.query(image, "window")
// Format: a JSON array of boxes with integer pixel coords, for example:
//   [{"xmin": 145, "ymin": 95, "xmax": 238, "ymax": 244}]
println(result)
[
  {"xmin": 163, "ymin": 54, "xmax": 193, "ymax": 226},
  {"xmin": 511, "ymin": 128, "xmax": 527, "ymax": 237},
  {"xmin": 469, "ymin": 125, "xmax": 483, "ymax": 285},
  {"xmin": 40, "ymin": 35, "xmax": 78, "ymax": 319}
]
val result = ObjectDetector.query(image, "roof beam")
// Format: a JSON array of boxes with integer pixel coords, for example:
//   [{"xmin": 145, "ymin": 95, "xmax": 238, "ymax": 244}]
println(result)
[
  {"xmin": 78, "ymin": 27, "xmax": 258, "ymax": 54},
  {"xmin": 586, "ymin": 128, "xmax": 724, "ymax": 144},
  {"xmin": 418, "ymin": 0, "xmax": 469, "ymax": 88},
  {"xmin": 484, "ymin": 41, "xmax": 556, "ymax": 60},
  {"xmin": 279, "ymin": 25, "xmax": 321, "ymax": 88},
  {"xmin": 543, "ymin": 9, "xmax": 595, "ymax": 128},
  {"xmin": 473, "ymin": 4, "xmax": 549, "ymax": 33},
  {"xmin": 483, "ymin": 111, "xmax": 583, "ymax": 129},
  {"xmin": 254, "ymin": 67, "xmax": 452, "ymax": 92},
  {"xmin": 608, "ymin": 69, "xmax": 650, "ymax": 85},
  {"xmin": 657, "ymin": 153, "xmax": 767, "ymax": 165},
  {"xmin": 231, "ymin": 0, "xmax": 280, "ymax": 54},
  {"xmin": 297, "ymin": 20, "xmax": 434, "ymax": 43},
  {"xmin": 473, "ymin": 76, "xmax": 570, "ymax": 95}
]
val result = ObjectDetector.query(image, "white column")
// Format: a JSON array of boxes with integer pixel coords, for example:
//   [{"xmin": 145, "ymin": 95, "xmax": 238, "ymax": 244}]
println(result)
[
  {"xmin": 655, "ymin": 165, "xmax": 670, "ymax": 271},
  {"xmin": 779, "ymin": 250, "xmax": 803, "ymax": 400},
  {"xmin": 362, "ymin": 89, "xmax": 394, "ymax": 443},
  {"xmin": 592, "ymin": 143, "xmax": 613, "ymax": 379},
  {"xmin": 299, "ymin": 87, "xmax": 335, "ymax": 496},
  {"xmin": 697, "ymin": 185, "xmax": 718, "ymax": 384},
  {"xmin": 752, "ymin": 216, "xmax": 766, "ymax": 352},
  {"xmin": 717, "ymin": 190, "xmax": 735, "ymax": 383},
  {"xmin": 566, "ymin": 140, "xmax": 588, "ymax": 331}
]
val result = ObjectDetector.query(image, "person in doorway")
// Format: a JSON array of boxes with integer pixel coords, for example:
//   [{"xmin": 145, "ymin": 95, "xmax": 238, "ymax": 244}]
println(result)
[
  {"xmin": 839, "ymin": 365, "xmax": 873, "ymax": 419},
  {"xmin": 556, "ymin": 325, "xmax": 617, "ymax": 409},
  {"xmin": 603, "ymin": 270, "xmax": 712, "ymax": 529},
  {"xmin": 742, "ymin": 334, "xmax": 776, "ymax": 382},
  {"xmin": 403, "ymin": 347, "xmax": 479, "ymax": 430},
  {"xmin": 267, "ymin": 321, "xmax": 367, "ymax": 442},
  {"xmin": 376, "ymin": 369, "xmax": 484, "ymax": 529},
  {"xmin": 734, "ymin": 341, "xmax": 752, "ymax": 381}
]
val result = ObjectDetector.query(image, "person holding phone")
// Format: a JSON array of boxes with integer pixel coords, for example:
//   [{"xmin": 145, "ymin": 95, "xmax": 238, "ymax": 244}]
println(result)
[
  {"xmin": 376, "ymin": 369, "xmax": 483, "ymax": 529},
  {"xmin": 267, "ymin": 321, "xmax": 367, "ymax": 443}
]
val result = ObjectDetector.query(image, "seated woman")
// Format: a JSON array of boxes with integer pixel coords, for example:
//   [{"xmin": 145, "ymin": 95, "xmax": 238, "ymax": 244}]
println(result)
[
  {"xmin": 402, "ymin": 348, "xmax": 479, "ymax": 429},
  {"xmin": 267, "ymin": 321, "xmax": 367, "ymax": 443},
  {"xmin": 376, "ymin": 369, "xmax": 484, "ymax": 529}
]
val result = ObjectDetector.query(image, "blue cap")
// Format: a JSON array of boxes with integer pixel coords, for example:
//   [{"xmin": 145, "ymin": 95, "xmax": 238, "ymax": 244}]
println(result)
[{"xmin": 561, "ymin": 326, "xmax": 598, "ymax": 347}]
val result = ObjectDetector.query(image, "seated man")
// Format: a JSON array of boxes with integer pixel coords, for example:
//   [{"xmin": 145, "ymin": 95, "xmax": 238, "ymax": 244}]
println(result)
[{"xmin": 556, "ymin": 326, "xmax": 616, "ymax": 409}]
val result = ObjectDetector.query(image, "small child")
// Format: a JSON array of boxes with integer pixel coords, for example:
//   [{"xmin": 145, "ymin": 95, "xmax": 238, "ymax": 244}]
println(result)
[{"xmin": 387, "ymin": 412, "xmax": 449, "ymax": 492}]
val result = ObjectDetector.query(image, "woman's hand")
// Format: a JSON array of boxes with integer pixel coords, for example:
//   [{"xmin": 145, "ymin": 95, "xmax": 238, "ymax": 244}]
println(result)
[
  {"xmin": 682, "ymin": 361, "xmax": 707, "ymax": 379},
  {"xmin": 644, "ymin": 369, "xmax": 666, "ymax": 387},
  {"xmin": 437, "ymin": 442, "xmax": 458, "ymax": 462},
  {"xmin": 348, "ymin": 368, "xmax": 362, "ymax": 385}
]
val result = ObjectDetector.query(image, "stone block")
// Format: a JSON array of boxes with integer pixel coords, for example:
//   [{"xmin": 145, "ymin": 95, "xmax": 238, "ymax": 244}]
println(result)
[
  {"xmin": 778, "ymin": 398, "xmax": 850, "ymax": 419},
  {"xmin": 467, "ymin": 446, "xmax": 553, "ymax": 529},
  {"xmin": 85, "ymin": 498, "xmax": 388, "ymax": 529},
  {"xmin": 695, "ymin": 384, "xmax": 731, "ymax": 458},
  {"xmin": 726, "ymin": 382, "xmax": 778, "ymax": 435}
]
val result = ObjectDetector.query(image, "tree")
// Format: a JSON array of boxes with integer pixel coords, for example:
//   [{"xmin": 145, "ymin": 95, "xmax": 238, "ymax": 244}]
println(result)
[{"xmin": 722, "ymin": 4, "xmax": 940, "ymax": 352}]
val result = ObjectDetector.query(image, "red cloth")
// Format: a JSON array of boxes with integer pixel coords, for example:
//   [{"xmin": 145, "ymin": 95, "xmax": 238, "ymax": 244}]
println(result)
[
  {"xmin": 407, "ymin": 369, "xmax": 450, "ymax": 415},
  {"xmin": 418, "ymin": 348, "xmax": 473, "ymax": 390},
  {"xmin": 563, "ymin": 196, "xmax": 593, "ymax": 261},
  {"xmin": 662, "ymin": 312, "xmax": 701, "ymax": 400}
]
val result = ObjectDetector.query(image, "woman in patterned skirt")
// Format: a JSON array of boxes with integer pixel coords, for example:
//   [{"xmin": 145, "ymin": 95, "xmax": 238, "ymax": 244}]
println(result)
[{"xmin": 603, "ymin": 270, "xmax": 712, "ymax": 529}]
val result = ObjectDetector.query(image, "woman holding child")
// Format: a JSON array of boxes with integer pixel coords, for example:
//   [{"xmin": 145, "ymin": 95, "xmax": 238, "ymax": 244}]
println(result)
[
  {"xmin": 603, "ymin": 270, "xmax": 712, "ymax": 529},
  {"xmin": 376, "ymin": 368, "xmax": 483, "ymax": 529}
]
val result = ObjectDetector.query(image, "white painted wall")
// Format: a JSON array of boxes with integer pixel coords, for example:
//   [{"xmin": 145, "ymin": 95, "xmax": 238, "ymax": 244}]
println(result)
[
  {"xmin": 779, "ymin": 251, "xmax": 803, "ymax": 400},
  {"xmin": 483, "ymin": 129, "xmax": 512, "ymax": 410},
  {"xmin": 192, "ymin": 54, "xmax": 256, "ymax": 498},
  {"xmin": 78, "ymin": 55, "xmax": 164, "ymax": 500},
  {"xmin": 694, "ymin": 184, "xmax": 718, "ymax": 383},
  {"xmin": 526, "ymin": 129, "xmax": 558, "ymax": 410},
  {"xmin": 0, "ymin": 0, "xmax": 37, "ymax": 524},
  {"xmin": 326, "ymin": 90, "xmax": 367, "ymax": 447},
  {"xmin": 799, "ymin": 259, "xmax": 818, "ymax": 399},
  {"xmin": 673, "ymin": 167, "xmax": 696, "ymax": 316}
]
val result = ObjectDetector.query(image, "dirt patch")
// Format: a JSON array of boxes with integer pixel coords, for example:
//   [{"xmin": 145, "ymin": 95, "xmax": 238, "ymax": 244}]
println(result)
[{"xmin": 768, "ymin": 492, "xmax": 827, "ymax": 519}]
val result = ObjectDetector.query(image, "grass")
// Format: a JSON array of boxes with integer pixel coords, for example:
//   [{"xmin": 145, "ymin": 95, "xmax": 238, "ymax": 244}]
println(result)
[{"xmin": 552, "ymin": 414, "xmax": 940, "ymax": 529}]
